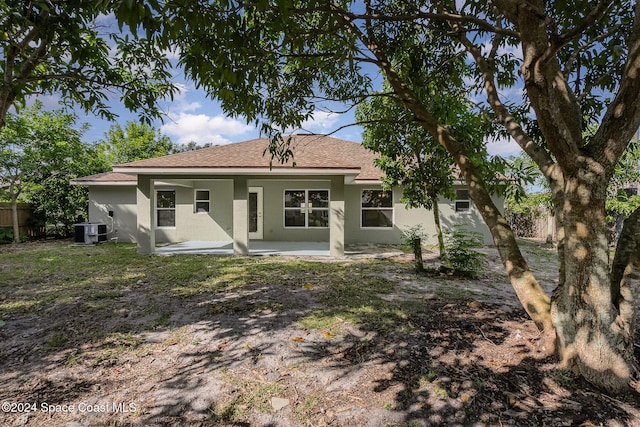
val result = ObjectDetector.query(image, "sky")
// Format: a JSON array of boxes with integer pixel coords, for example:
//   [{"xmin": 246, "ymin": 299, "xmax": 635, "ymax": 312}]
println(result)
[{"xmin": 31, "ymin": 13, "xmax": 522, "ymax": 158}]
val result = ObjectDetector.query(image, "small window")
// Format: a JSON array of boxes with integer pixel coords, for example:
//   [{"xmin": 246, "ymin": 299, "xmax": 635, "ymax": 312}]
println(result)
[
  {"xmin": 156, "ymin": 190, "xmax": 176, "ymax": 227},
  {"xmin": 361, "ymin": 190, "xmax": 393, "ymax": 228},
  {"xmin": 455, "ymin": 189, "xmax": 471, "ymax": 212},
  {"xmin": 284, "ymin": 189, "xmax": 329, "ymax": 228},
  {"xmin": 195, "ymin": 190, "xmax": 210, "ymax": 213}
]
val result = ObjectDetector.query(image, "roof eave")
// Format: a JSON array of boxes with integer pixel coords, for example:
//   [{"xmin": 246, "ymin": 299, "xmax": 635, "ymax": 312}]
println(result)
[
  {"xmin": 71, "ymin": 180, "xmax": 136, "ymax": 187},
  {"xmin": 111, "ymin": 166, "xmax": 362, "ymax": 176}
]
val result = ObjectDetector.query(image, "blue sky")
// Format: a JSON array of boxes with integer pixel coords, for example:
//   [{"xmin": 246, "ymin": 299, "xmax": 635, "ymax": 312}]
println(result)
[{"xmin": 30, "ymin": 12, "xmax": 521, "ymax": 158}]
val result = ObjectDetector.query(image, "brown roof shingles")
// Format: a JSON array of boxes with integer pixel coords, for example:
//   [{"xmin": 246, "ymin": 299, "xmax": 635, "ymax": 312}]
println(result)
[
  {"xmin": 78, "ymin": 135, "xmax": 383, "ymax": 184},
  {"xmin": 71, "ymin": 171, "xmax": 136, "ymax": 184},
  {"xmin": 114, "ymin": 135, "xmax": 383, "ymax": 181}
]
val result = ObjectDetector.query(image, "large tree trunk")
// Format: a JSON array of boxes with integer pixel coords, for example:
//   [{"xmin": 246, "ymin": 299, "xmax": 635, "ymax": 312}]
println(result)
[
  {"xmin": 551, "ymin": 176, "xmax": 636, "ymax": 393},
  {"xmin": 10, "ymin": 189, "xmax": 20, "ymax": 243}
]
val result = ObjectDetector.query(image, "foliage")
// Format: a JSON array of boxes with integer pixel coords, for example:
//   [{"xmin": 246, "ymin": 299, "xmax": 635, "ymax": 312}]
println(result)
[
  {"xmin": 0, "ymin": 0, "xmax": 177, "ymax": 129},
  {"xmin": 0, "ymin": 103, "xmax": 108, "ymax": 236},
  {"xmin": 506, "ymin": 140, "xmax": 640, "ymax": 241},
  {"xmin": 173, "ymin": 141, "xmax": 215, "ymax": 152},
  {"xmin": 99, "ymin": 121, "xmax": 175, "ymax": 165},
  {"xmin": 401, "ymin": 225, "xmax": 427, "ymax": 272},
  {"xmin": 111, "ymin": 0, "xmax": 640, "ymax": 392},
  {"xmin": 0, "ymin": 226, "xmax": 13, "ymax": 243},
  {"xmin": 442, "ymin": 226, "xmax": 486, "ymax": 279}
]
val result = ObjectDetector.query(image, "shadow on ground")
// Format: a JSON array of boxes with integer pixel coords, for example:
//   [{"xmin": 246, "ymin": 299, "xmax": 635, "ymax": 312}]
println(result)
[{"xmin": 0, "ymin": 241, "xmax": 638, "ymax": 426}]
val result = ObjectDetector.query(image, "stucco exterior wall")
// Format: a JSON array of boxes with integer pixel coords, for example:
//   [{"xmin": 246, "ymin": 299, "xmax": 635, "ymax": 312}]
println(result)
[
  {"xmin": 88, "ymin": 187, "xmax": 138, "ymax": 243},
  {"xmin": 345, "ymin": 184, "xmax": 498, "ymax": 246},
  {"xmin": 437, "ymin": 188, "xmax": 501, "ymax": 246},
  {"xmin": 154, "ymin": 180, "xmax": 234, "ymax": 243},
  {"xmin": 88, "ymin": 180, "xmax": 500, "ymax": 246}
]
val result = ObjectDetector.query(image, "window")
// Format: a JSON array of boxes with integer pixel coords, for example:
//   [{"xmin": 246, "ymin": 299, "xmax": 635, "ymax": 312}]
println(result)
[
  {"xmin": 455, "ymin": 189, "xmax": 471, "ymax": 212},
  {"xmin": 361, "ymin": 190, "xmax": 393, "ymax": 228},
  {"xmin": 195, "ymin": 190, "xmax": 210, "ymax": 213},
  {"xmin": 284, "ymin": 190, "xmax": 329, "ymax": 228},
  {"xmin": 156, "ymin": 190, "xmax": 176, "ymax": 227}
]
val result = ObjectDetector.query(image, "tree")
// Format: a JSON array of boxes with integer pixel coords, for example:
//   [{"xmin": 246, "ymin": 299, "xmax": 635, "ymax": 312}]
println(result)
[
  {"xmin": 0, "ymin": 102, "xmax": 108, "ymax": 237},
  {"xmin": 0, "ymin": 108, "xmax": 38, "ymax": 242},
  {"xmin": 173, "ymin": 141, "xmax": 215, "ymax": 152},
  {"xmin": 356, "ymin": 62, "xmax": 494, "ymax": 258},
  {"xmin": 507, "ymin": 136, "xmax": 640, "ymax": 243},
  {"xmin": 0, "ymin": 0, "xmax": 176, "ymax": 130},
  {"xmin": 120, "ymin": 1, "xmax": 640, "ymax": 393},
  {"xmin": 100, "ymin": 121, "xmax": 175, "ymax": 165}
]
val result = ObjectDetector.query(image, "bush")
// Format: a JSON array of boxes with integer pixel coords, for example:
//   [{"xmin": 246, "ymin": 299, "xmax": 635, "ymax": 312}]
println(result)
[
  {"xmin": 0, "ymin": 227, "xmax": 13, "ymax": 244},
  {"xmin": 442, "ymin": 225, "xmax": 486, "ymax": 278}
]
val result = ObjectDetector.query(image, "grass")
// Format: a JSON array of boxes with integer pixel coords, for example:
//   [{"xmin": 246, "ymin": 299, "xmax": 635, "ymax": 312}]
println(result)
[
  {"xmin": 0, "ymin": 240, "xmax": 474, "ymax": 349},
  {"xmin": 212, "ymin": 369, "xmax": 286, "ymax": 422}
]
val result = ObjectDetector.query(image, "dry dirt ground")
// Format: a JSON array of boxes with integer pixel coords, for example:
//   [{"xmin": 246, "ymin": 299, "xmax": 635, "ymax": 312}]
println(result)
[{"xmin": 0, "ymin": 240, "xmax": 639, "ymax": 426}]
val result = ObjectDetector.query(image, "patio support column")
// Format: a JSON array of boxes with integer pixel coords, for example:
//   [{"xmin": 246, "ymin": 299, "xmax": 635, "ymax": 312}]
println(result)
[
  {"xmin": 330, "ymin": 176, "xmax": 345, "ymax": 257},
  {"xmin": 136, "ymin": 175, "xmax": 155, "ymax": 254},
  {"xmin": 233, "ymin": 177, "xmax": 249, "ymax": 255}
]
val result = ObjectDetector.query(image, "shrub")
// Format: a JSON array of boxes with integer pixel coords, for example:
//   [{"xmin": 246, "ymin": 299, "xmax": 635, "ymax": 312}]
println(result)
[
  {"xmin": 442, "ymin": 225, "xmax": 486, "ymax": 278},
  {"xmin": 0, "ymin": 227, "xmax": 13, "ymax": 244}
]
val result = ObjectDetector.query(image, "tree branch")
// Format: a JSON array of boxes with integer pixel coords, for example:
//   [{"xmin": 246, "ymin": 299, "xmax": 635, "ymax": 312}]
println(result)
[
  {"xmin": 453, "ymin": 28, "xmax": 558, "ymax": 182},
  {"xmin": 556, "ymin": 1, "xmax": 614, "ymax": 47},
  {"xmin": 588, "ymin": 0, "xmax": 640, "ymax": 173},
  {"xmin": 332, "ymin": 1, "xmax": 553, "ymax": 333}
]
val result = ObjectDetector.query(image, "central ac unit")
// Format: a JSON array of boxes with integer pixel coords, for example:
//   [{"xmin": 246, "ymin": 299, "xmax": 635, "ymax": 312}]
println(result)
[{"xmin": 73, "ymin": 222, "xmax": 107, "ymax": 244}]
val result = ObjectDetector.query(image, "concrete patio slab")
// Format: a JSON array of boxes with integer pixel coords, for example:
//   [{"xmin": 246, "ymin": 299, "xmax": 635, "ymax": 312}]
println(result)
[
  {"xmin": 154, "ymin": 241, "xmax": 331, "ymax": 256},
  {"xmin": 153, "ymin": 241, "xmax": 409, "ymax": 259}
]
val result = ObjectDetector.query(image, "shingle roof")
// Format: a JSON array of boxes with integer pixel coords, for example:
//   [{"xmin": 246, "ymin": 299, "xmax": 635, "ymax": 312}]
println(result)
[
  {"xmin": 71, "ymin": 172, "xmax": 136, "ymax": 185},
  {"xmin": 110, "ymin": 135, "xmax": 383, "ymax": 181}
]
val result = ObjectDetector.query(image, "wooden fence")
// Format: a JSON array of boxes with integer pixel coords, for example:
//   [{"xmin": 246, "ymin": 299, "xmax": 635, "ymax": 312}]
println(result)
[
  {"xmin": 506, "ymin": 209, "xmax": 557, "ymax": 242},
  {"xmin": 0, "ymin": 202, "xmax": 45, "ymax": 238}
]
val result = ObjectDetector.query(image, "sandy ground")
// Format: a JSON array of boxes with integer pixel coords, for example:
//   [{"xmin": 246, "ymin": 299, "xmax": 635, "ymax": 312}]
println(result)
[{"xmin": 1, "ymin": 242, "xmax": 639, "ymax": 426}]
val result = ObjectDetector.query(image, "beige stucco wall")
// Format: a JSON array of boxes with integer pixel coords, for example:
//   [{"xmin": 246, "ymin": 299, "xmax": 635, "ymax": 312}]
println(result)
[
  {"xmin": 88, "ymin": 187, "xmax": 138, "ymax": 243},
  {"xmin": 154, "ymin": 180, "xmax": 234, "ymax": 243},
  {"xmin": 251, "ymin": 179, "xmax": 331, "ymax": 242},
  {"xmin": 89, "ymin": 180, "xmax": 501, "ymax": 246},
  {"xmin": 345, "ymin": 184, "xmax": 499, "ymax": 246},
  {"xmin": 437, "ymin": 187, "xmax": 502, "ymax": 246}
]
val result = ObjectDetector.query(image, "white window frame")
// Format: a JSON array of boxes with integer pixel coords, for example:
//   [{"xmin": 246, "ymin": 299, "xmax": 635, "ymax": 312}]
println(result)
[
  {"xmin": 156, "ymin": 189, "xmax": 176, "ymax": 228},
  {"xmin": 283, "ymin": 189, "xmax": 330, "ymax": 229},
  {"xmin": 455, "ymin": 189, "xmax": 471, "ymax": 213},
  {"xmin": 360, "ymin": 189, "xmax": 394, "ymax": 229},
  {"xmin": 194, "ymin": 189, "xmax": 210, "ymax": 213}
]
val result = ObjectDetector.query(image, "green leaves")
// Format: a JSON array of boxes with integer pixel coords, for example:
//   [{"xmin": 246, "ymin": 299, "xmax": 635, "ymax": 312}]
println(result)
[
  {"xmin": 0, "ymin": 0, "xmax": 177, "ymax": 128},
  {"xmin": 0, "ymin": 103, "xmax": 109, "ymax": 234},
  {"xmin": 100, "ymin": 121, "xmax": 174, "ymax": 165}
]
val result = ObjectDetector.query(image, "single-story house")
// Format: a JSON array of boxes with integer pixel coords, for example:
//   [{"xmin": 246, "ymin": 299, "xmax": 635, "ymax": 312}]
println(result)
[{"xmin": 72, "ymin": 135, "xmax": 501, "ymax": 256}]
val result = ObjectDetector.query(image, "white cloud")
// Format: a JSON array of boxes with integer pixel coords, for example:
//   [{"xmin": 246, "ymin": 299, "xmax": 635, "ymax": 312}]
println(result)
[
  {"xmin": 167, "ymin": 83, "xmax": 201, "ymax": 112},
  {"xmin": 300, "ymin": 111, "xmax": 340, "ymax": 132},
  {"xmin": 486, "ymin": 136, "xmax": 522, "ymax": 157},
  {"xmin": 161, "ymin": 113, "xmax": 254, "ymax": 145}
]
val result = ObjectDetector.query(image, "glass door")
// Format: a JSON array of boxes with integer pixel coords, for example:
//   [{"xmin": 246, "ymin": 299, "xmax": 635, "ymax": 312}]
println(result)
[{"xmin": 248, "ymin": 187, "xmax": 263, "ymax": 239}]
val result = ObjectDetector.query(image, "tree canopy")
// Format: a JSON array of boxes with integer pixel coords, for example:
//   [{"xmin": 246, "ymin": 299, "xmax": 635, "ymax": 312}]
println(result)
[
  {"xmin": 0, "ymin": 102, "xmax": 108, "ymax": 237},
  {"xmin": 84, "ymin": 0, "xmax": 640, "ymax": 393},
  {"xmin": 0, "ymin": 0, "xmax": 177, "ymax": 129},
  {"xmin": 99, "ymin": 121, "xmax": 175, "ymax": 165}
]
